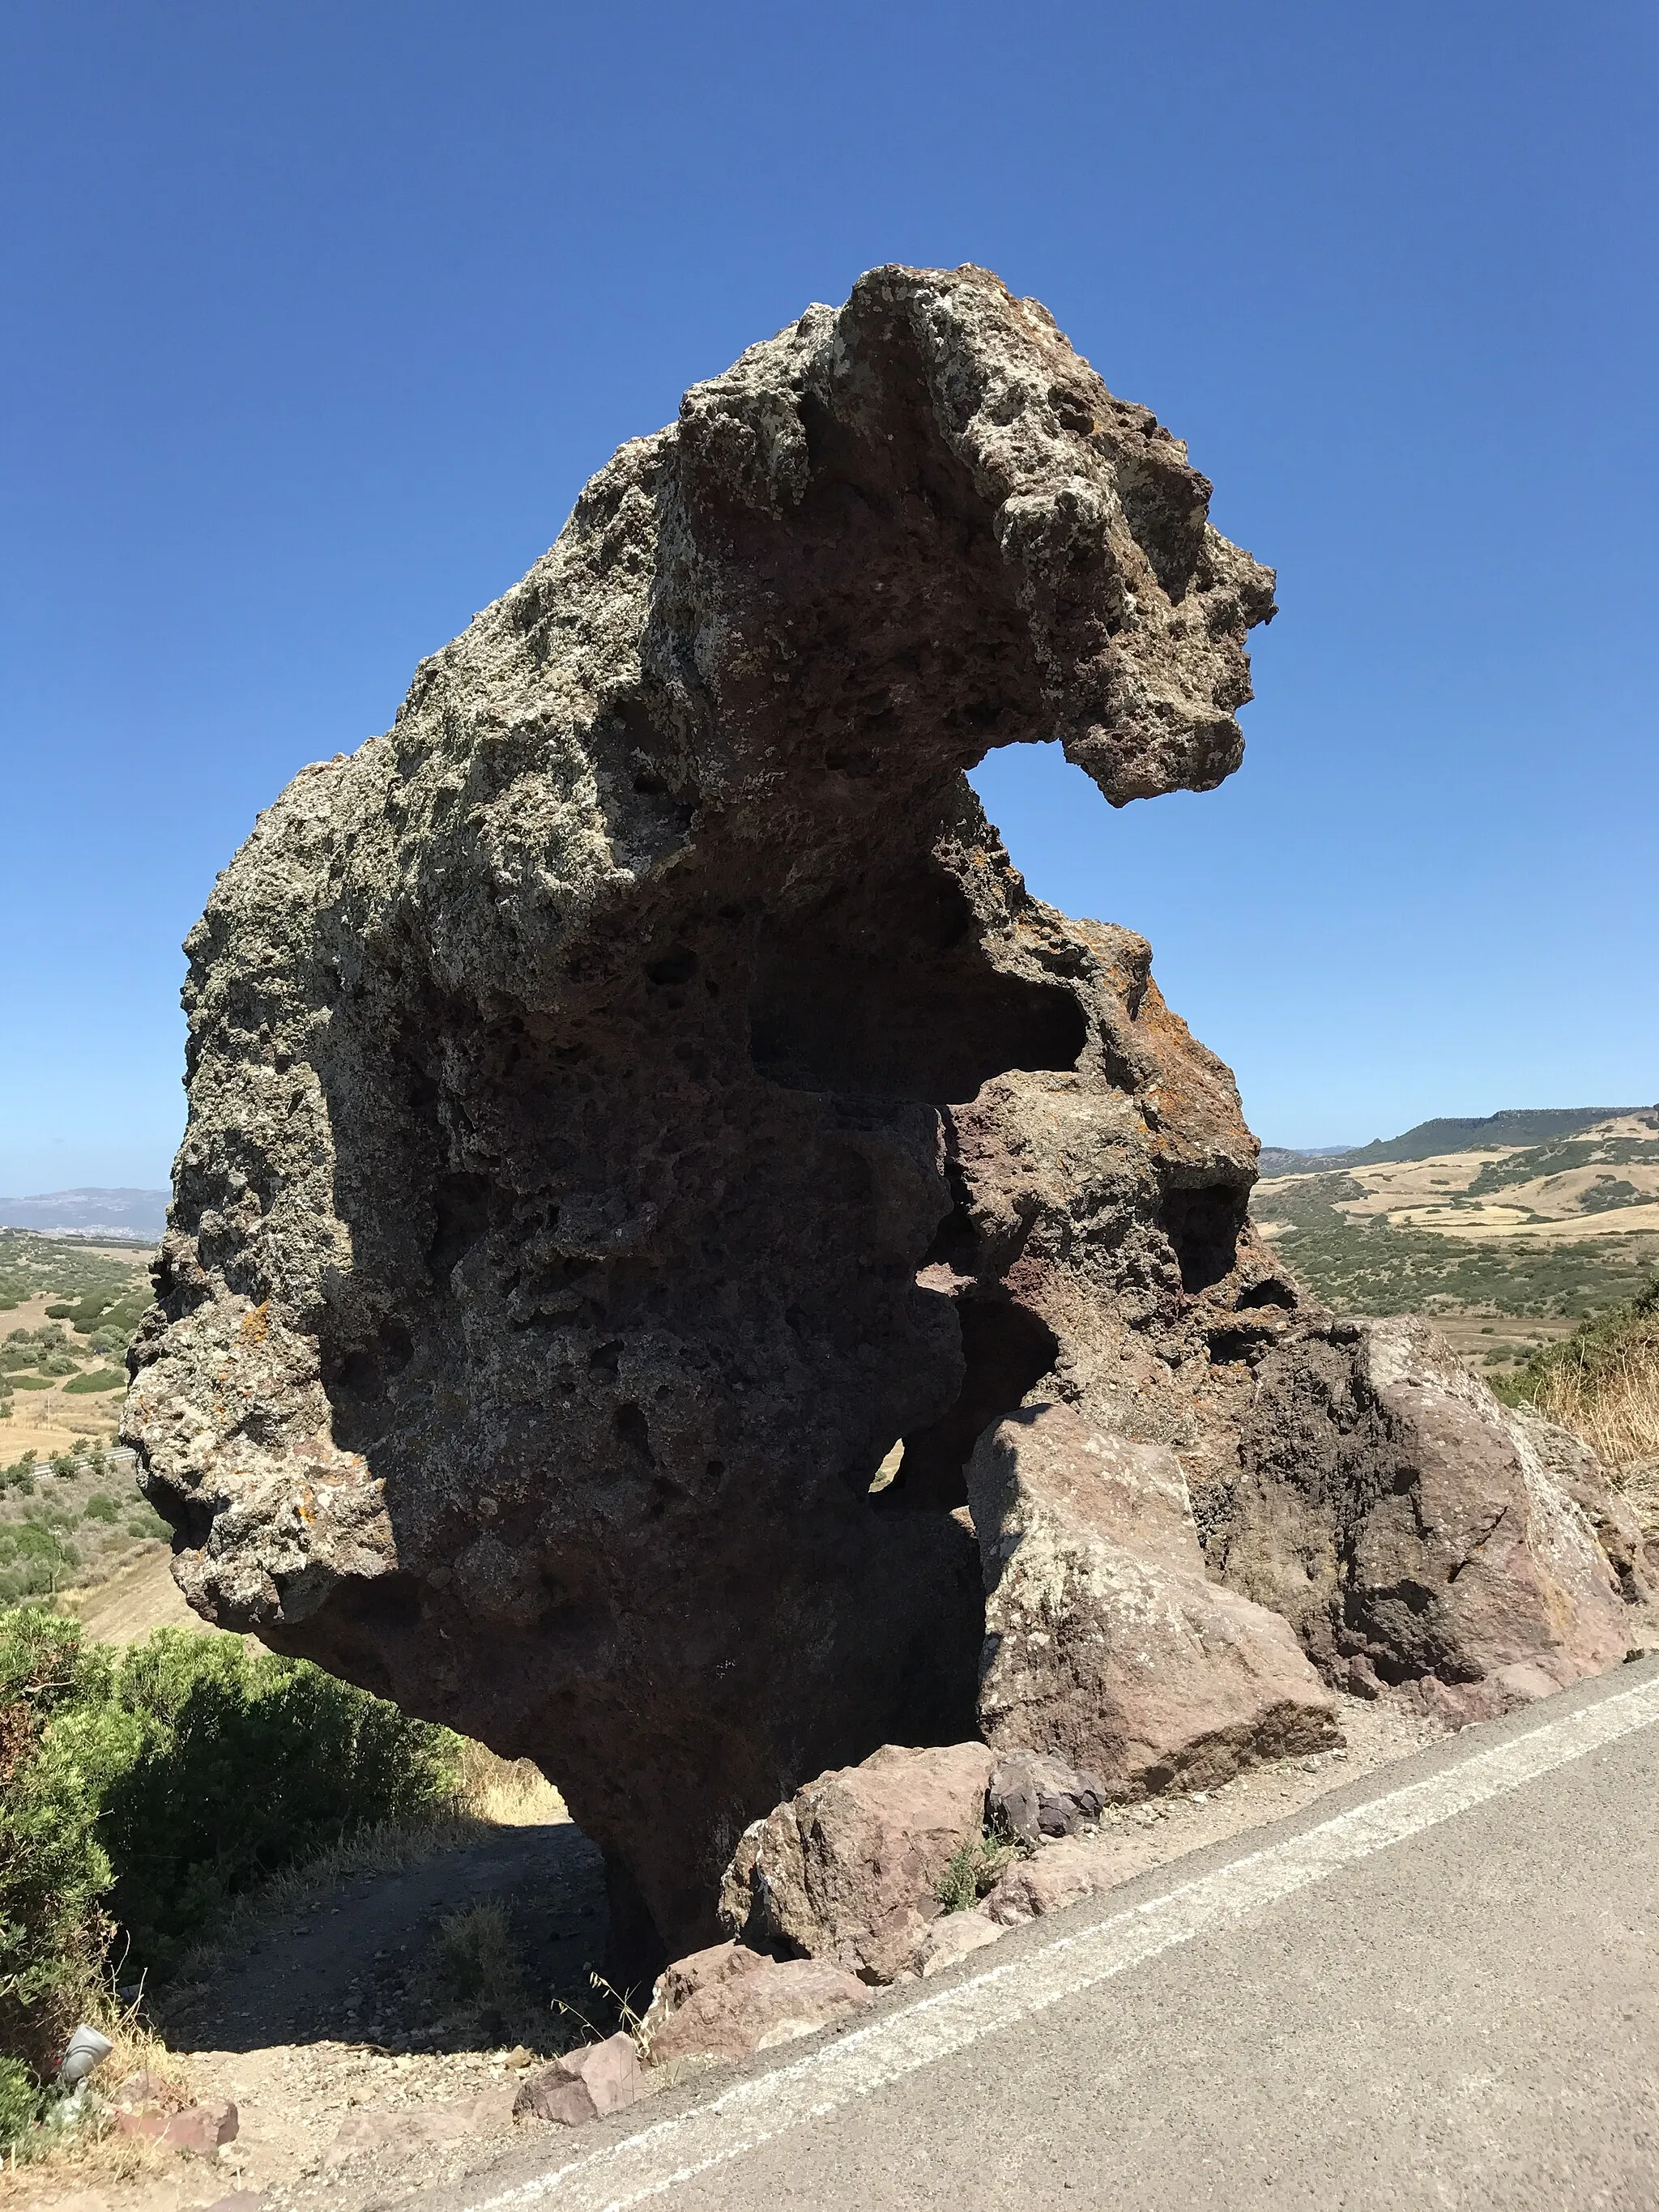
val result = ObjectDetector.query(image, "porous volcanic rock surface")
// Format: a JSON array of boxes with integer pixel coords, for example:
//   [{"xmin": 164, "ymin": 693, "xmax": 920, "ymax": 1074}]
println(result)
[{"xmin": 123, "ymin": 261, "xmax": 1639, "ymax": 1967}]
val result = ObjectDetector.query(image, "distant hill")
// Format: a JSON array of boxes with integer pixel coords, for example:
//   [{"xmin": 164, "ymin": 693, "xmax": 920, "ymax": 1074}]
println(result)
[
  {"xmin": 1259, "ymin": 1145, "xmax": 1358, "ymax": 1176},
  {"xmin": 1264, "ymin": 1109, "xmax": 1648, "ymax": 1178},
  {"xmin": 0, "ymin": 1188, "xmax": 167, "ymax": 1239}
]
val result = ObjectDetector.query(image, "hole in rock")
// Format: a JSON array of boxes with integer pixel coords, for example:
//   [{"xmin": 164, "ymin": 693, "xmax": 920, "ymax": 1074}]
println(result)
[
  {"xmin": 1205, "ymin": 1329, "xmax": 1256, "ymax": 1367},
  {"xmin": 749, "ymin": 872, "xmax": 1085, "ymax": 1102},
  {"xmin": 1235, "ymin": 1276, "xmax": 1297, "ymax": 1311},
  {"xmin": 645, "ymin": 946, "xmax": 698, "ymax": 988},
  {"xmin": 881, "ymin": 1297, "xmax": 1060, "ymax": 1511},
  {"xmin": 613, "ymin": 1402, "xmax": 655, "ymax": 1465},
  {"xmin": 919, "ymin": 1149, "xmax": 979, "ymax": 1274},
  {"xmin": 1160, "ymin": 1184, "xmax": 1247, "ymax": 1294},
  {"xmin": 429, "ymin": 1174, "xmax": 491, "ymax": 1281}
]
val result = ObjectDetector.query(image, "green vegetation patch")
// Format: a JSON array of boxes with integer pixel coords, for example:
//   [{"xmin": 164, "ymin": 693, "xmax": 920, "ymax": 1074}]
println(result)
[
  {"xmin": 0, "ymin": 1523, "xmax": 79, "ymax": 1605},
  {"xmin": 1494, "ymin": 1276, "xmax": 1659, "ymax": 1407},
  {"xmin": 1254, "ymin": 1172, "xmax": 1659, "ymax": 1319},
  {"xmin": 0, "ymin": 1233, "xmax": 147, "ymax": 1315},
  {"xmin": 0, "ymin": 1609, "xmax": 465, "ymax": 2078},
  {"xmin": 1465, "ymin": 1135, "xmax": 1659, "ymax": 1201},
  {"xmin": 62, "ymin": 1370, "xmax": 126, "ymax": 1395}
]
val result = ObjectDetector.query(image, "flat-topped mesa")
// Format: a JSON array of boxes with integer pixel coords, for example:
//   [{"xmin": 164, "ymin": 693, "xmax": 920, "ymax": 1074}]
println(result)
[{"xmin": 123, "ymin": 263, "xmax": 1636, "ymax": 1972}]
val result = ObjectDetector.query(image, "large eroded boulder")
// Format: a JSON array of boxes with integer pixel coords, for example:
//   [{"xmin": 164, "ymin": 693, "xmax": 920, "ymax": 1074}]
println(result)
[{"xmin": 122, "ymin": 260, "xmax": 1640, "ymax": 1963}]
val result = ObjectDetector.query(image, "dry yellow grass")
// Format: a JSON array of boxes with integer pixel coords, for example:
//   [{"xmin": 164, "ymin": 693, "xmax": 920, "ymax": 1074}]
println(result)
[
  {"xmin": 1530, "ymin": 1330, "xmax": 1659, "ymax": 1529},
  {"xmin": 0, "ymin": 1988, "xmax": 198, "ymax": 2191},
  {"xmin": 1533, "ymin": 1335, "xmax": 1659, "ymax": 1468},
  {"xmin": 455, "ymin": 1741, "xmax": 567, "ymax": 1826}
]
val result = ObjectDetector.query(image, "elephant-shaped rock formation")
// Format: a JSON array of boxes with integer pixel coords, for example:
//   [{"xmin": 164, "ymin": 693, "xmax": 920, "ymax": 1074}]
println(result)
[{"xmin": 125, "ymin": 265, "xmax": 1639, "ymax": 1968}]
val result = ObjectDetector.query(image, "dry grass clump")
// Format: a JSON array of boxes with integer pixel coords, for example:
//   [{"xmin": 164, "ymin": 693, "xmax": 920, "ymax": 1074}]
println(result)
[
  {"xmin": 0, "ymin": 1989, "xmax": 194, "ymax": 2185},
  {"xmin": 424, "ymin": 1899, "xmax": 529, "ymax": 2039},
  {"xmin": 456, "ymin": 1741, "xmax": 568, "ymax": 1826},
  {"xmin": 1513, "ymin": 1279, "xmax": 1659, "ymax": 1529}
]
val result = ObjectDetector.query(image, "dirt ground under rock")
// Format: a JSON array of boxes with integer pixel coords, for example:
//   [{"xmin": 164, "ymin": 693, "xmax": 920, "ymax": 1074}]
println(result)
[{"xmin": 6, "ymin": 1691, "xmax": 1468, "ymax": 2212}]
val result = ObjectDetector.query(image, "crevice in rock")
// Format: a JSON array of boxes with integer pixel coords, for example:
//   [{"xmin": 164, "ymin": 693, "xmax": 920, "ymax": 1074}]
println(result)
[
  {"xmin": 1160, "ymin": 1183, "xmax": 1248, "ymax": 1294},
  {"xmin": 748, "ymin": 868, "xmax": 1086, "ymax": 1104},
  {"xmin": 879, "ymin": 1298, "xmax": 1060, "ymax": 1512},
  {"xmin": 326, "ymin": 1321, "xmax": 416, "ymax": 1451},
  {"xmin": 428, "ymin": 1174, "xmax": 491, "ymax": 1283}
]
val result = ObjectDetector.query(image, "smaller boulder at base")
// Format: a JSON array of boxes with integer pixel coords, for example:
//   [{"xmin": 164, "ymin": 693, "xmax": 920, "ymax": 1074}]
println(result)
[
  {"xmin": 514, "ymin": 2035, "xmax": 644, "ymax": 2126},
  {"xmin": 969, "ymin": 1403, "xmax": 1340, "ymax": 1796},
  {"xmin": 642, "ymin": 1941, "xmax": 874, "ymax": 2065},
  {"xmin": 719, "ymin": 1741, "xmax": 996, "ymax": 1982},
  {"xmin": 987, "ymin": 1750, "xmax": 1107, "ymax": 1844},
  {"xmin": 116, "ymin": 2099, "xmax": 238, "ymax": 2154}
]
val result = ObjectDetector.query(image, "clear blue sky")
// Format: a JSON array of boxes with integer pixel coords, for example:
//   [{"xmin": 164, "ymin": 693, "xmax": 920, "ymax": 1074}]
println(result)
[{"xmin": 3, "ymin": 0, "xmax": 1654, "ymax": 1191}]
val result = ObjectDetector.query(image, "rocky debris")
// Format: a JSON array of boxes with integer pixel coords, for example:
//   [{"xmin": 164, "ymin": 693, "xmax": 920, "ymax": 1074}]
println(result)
[
  {"xmin": 913, "ymin": 1906, "xmax": 1009, "ymax": 1977},
  {"xmin": 987, "ymin": 1750, "xmax": 1106, "ymax": 1843},
  {"xmin": 642, "ymin": 1940, "xmax": 874, "ymax": 2064},
  {"xmin": 116, "ymin": 2097, "xmax": 239, "ymax": 2154},
  {"xmin": 981, "ymin": 1833, "xmax": 1143, "ymax": 1925},
  {"xmin": 324, "ymin": 2084, "xmax": 517, "ymax": 2167},
  {"xmin": 111, "ymin": 2067, "xmax": 178, "ymax": 2109},
  {"xmin": 124, "ymin": 257, "xmax": 1642, "ymax": 1971},
  {"xmin": 970, "ymin": 1403, "xmax": 1341, "ymax": 1794},
  {"xmin": 719, "ymin": 1742, "xmax": 995, "ymax": 1982},
  {"xmin": 1212, "ymin": 1318, "xmax": 1636, "ymax": 1715},
  {"xmin": 512, "ymin": 2033, "xmax": 643, "ymax": 2125}
]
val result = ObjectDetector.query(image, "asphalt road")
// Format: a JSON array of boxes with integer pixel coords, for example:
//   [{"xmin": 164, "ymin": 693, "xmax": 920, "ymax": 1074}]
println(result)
[{"xmin": 433, "ymin": 1658, "xmax": 1659, "ymax": 2212}]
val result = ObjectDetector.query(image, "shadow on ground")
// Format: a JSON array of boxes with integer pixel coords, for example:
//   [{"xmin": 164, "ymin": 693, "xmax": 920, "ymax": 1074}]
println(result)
[{"xmin": 156, "ymin": 1821, "xmax": 613, "ymax": 2058}]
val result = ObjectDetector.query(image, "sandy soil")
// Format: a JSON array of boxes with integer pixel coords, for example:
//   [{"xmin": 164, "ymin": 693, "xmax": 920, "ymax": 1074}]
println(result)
[
  {"xmin": 2, "ymin": 1294, "xmax": 128, "ymax": 1460},
  {"xmin": 62, "ymin": 1549, "xmax": 206, "ymax": 1643}
]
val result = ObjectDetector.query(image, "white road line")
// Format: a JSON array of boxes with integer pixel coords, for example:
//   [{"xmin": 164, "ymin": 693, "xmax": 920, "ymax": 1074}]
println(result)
[{"xmin": 469, "ymin": 1669, "xmax": 1659, "ymax": 2212}]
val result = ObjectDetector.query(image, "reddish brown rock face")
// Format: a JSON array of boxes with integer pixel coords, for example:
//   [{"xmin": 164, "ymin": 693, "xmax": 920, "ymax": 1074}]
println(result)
[
  {"xmin": 968, "ymin": 1403, "xmax": 1340, "ymax": 1792},
  {"xmin": 122, "ymin": 262, "xmax": 1637, "ymax": 1975}
]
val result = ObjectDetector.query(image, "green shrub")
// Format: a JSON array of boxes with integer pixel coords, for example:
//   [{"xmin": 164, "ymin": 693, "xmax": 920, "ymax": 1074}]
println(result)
[
  {"xmin": 0, "ymin": 1609, "xmax": 465, "ymax": 2078},
  {"xmin": 936, "ymin": 1829, "xmax": 1016, "ymax": 1913},
  {"xmin": 63, "ymin": 1370, "xmax": 126, "ymax": 1396},
  {"xmin": 98, "ymin": 1631, "xmax": 463, "ymax": 1974},
  {"xmin": 81, "ymin": 1494, "xmax": 119, "ymax": 1524},
  {"xmin": 0, "ymin": 2055, "xmax": 41, "ymax": 2147},
  {"xmin": 0, "ymin": 1522, "xmax": 79, "ymax": 1605},
  {"xmin": 0, "ymin": 1611, "xmax": 116, "ymax": 2073}
]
